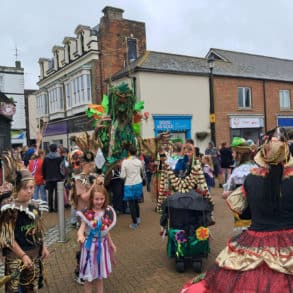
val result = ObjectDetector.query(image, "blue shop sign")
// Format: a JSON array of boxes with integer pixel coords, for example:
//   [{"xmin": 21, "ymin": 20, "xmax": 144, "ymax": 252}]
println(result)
[
  {"xmin": 153, "ymin": 115, "xmax": 192, "ymax": 138},
  {"xmin": 277, "ymin": 117, "xmax": 293, "ymax": 127}
]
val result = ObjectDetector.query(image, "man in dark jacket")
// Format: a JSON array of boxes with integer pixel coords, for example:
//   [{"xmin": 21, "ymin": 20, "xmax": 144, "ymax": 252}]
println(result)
[
  {"xmin": 42, "ymin": 144, "xmax": 63, "ymax": 212},
  {"xmin": 220, "ymin": 142, "xmax": 233, "ymax": 183}
]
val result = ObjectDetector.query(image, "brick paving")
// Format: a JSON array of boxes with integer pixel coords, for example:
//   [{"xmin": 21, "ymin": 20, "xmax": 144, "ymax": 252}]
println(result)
[
  {"xmin": 0, "ymin": 188, "xmax": 233, "ymax": 293},
  {"xmin": 39, "ymin": 188, "xmax": 233, "ymax": 293}
]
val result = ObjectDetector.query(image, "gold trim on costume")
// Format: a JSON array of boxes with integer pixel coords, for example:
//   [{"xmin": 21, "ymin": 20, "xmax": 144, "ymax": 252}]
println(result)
[{"xmin": 226, "ymin": 186, "xmax": 247, "ymax": 215}]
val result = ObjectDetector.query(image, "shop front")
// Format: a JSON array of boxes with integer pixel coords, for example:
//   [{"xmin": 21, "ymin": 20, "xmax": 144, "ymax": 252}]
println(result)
[
  {"xmin": 43, "ymin": 115, "xmax": 95, "ymax": 150},
  {"xmin": 43, "ymin": 121, "xmax": 68, "ymax": 150},
  {"xmin": 153, "ymin": 115, "xmax": 192, "ymax": 141},
  {"xmin": 277, "ymin": 116, "xmax": 293, "ymax": 132},
  {"xmin": 229, "ymin": 115, "xmax": 264, "ymax": 144}
]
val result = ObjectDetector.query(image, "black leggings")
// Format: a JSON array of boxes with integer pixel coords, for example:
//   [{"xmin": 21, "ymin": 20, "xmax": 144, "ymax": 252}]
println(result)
[
  {"xmin": 47, "ymin": 181, "xmax": 57, "ymax": 211},
  {"xmin": 128, "ymin": 200, "xmax": 140, "ymax": 224}
]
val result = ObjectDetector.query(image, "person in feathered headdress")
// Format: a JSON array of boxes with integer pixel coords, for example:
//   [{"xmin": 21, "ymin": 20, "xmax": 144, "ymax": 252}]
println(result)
[
  {"xmin": 0, "ymin": 164, "xmax": 49, "ymax": 292},
  {"xmin": 180, "ymin": 127, "xmax": 293, "ymax": 293}
]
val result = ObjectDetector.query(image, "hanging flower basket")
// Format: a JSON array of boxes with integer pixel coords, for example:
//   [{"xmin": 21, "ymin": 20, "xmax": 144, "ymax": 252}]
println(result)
[{"xmin": 196, "ymin": 131, "xmax": 209, "ymax": 140}]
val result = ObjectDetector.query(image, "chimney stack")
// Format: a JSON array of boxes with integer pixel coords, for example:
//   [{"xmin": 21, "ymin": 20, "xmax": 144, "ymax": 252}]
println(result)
[
  {"xmin": 102, "ymin": 6, "xmax": 124, "ymax": 20},
  {"xmin": 15, "ymin": 61, "xmax": 21, "ymax": 69}
]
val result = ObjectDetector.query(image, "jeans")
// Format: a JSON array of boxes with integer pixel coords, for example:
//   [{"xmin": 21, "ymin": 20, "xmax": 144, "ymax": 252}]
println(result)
[
  {"xmin": 146, "ymin": 171, "xmax": 152, "ymax": 192},
  {"xmin": 128, "ymin": 200, "xmax": 140, "ymax": 224},
  {"xmin": 33, "ymin": 184, "xmax": 47, "ymax": 201},
  {"xmin": 71, "ymin": 206, "xmax": 77, "ymax": 225}
]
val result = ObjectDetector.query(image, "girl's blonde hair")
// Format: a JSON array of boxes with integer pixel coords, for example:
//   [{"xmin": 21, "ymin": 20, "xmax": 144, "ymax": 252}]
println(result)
[
  {"xmin": 89, "ymin": 184, "xmax": 109, "ymax": 210},
  {"xmin": 202, "ymin": 155, "xmax": 214, "ymax": 171}
]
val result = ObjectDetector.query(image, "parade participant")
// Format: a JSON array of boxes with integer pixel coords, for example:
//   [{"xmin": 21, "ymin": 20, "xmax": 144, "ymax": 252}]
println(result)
[
  {"xmin": 108, "ymin": 160, "xmax": 126, "ymax": 214},
  {"xmin": 120, "ymin": 145, "xmax": 143, "ymax": 229},
  {"xmin": 222, "ymin": 137, "xmax": 255, "ymax": 231},
  {"xmin": 72, "ymin": 151, "xmax": 102, "ymax": 284},
  {"xmin": 0, "ymin": 169, "xmax": 49, "ymax": 292},
  {"xmin": 77, "ymin": 184, "xmax": 116, "ymax": 293},
  {"xmin": 69, "ymin": 148, "xmax": 83, "ymax": 227},
  {"xmin": 181, "ymin": 127, "xmax": 293, "ymax": 293}
]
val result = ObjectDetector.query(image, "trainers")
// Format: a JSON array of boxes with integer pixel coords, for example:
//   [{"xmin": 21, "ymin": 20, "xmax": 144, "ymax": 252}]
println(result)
[
  {"xmin": 74, "ymin": 275, "xmax": 85, "ymax": 285},
  {"xmin": 137, "ymin": 217, "xmax": 141, "ymax": 224},
  {"xmin": 129, "ymin": 223, "xmax": 138, "ymax": 229}
]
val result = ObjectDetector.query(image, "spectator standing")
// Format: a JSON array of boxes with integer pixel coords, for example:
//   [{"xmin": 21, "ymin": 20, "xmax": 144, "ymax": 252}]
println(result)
[
  {"xmin": 205, "ymin": 141, "xmax": 220, "ymax": 180},
  {"xmin": 144, "ymin": 154, "xmax": 156, "ymax": 192},
  {"xmin": 120, "ymin": 146, "xmax": 143, "ymax": 229},
  {"xmin": 28, "ymin": 149, "xmax": 47, "ymax": 201},
  {"xmin": 219, "ymin": 142, "xmax": 233, "ymax": 183},
  {"xmin": 42, "ymin": 144, "xmax": 63, "ymax": 212},
  {"xmin": 202, "ymin": 155, "xmax": 215, "ymax": 192}
]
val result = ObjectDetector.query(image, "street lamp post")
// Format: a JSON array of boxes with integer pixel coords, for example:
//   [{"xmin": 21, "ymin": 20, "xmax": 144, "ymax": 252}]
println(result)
[{"xmin": 208, "ymin": 55, "xmax": 216, "ymax": 145}]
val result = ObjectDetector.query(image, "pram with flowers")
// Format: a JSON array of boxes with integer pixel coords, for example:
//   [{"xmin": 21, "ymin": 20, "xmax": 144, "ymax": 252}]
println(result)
[{"xmin": 160, "ymin": 190, "xmax": 213, "ymax": 273}]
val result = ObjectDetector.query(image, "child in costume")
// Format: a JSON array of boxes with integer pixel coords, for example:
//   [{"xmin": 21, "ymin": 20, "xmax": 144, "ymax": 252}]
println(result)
[
  {"xmin": 201, "ymin": 155, "xmax": 215, "ymax": 192},
  {"xmin": 77, "ymin": 184, "xmax": 116, "ymax": 293},
  {"xmin": 0, "ymin": 169, "xmax": 49, "ymax": 292}
]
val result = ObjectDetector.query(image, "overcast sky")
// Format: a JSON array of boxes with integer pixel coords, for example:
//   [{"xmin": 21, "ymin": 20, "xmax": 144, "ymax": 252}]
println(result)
[{"xmin": 1, "ymin": 0, "xmax": 293, "ymax": 89}]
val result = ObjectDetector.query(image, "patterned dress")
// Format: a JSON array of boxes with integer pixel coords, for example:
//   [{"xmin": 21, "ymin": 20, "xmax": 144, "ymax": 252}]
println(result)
[{"xmin": 77, "ymin": 206, "xmax": 116, "ymax": 281}]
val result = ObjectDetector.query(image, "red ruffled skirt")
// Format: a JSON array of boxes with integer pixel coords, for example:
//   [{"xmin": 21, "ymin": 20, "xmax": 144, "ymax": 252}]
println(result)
[{"xmin": 181, "ymin": 229, "xmax": 293, "ymax": 293}]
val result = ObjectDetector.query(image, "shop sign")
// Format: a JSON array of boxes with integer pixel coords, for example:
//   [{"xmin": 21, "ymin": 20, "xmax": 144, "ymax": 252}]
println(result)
[
  {"xmin": 44, "ymin": 121, "xmax": 67, "ymax": 136},
  {"xmin": 277, "ymin": 117, "xmax": 293, "ymax": 127},
  {"xmin": 0, "ymin": 102, "xmax": 16, "ymax": 118},
  {"xmin": 153, "ymin": 115, "xmax": 192, "ymax": 138},
  {"xmin": 68, "ymin": 115, "xmax": 94, "ymax": 133},
  {"xmin": 230, "ymin": 117, "xmax": 262, "ymax": 129}
]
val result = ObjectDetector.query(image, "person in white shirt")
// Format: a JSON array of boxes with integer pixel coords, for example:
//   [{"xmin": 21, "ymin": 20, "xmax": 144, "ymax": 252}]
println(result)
[{"xmin": 120, "ymin": 146, "xmax": 143, "ymax": 229}]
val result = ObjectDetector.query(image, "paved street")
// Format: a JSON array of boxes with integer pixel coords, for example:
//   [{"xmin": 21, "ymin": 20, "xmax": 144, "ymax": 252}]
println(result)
[{"xmin": 38, "ymin": 187, "xmax": 233, "ymax": 293}]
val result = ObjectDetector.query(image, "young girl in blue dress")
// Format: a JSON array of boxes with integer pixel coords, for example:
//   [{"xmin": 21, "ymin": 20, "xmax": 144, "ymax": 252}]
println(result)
[{"xmin": 77, "ymin": 184, "xmax": 117, "ymax": 293}]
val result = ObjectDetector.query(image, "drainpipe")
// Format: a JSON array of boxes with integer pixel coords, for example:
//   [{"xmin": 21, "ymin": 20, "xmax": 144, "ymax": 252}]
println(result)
[
  {"xmin": 98, "ymin": 52, "xmax": 104, "ymax": 103},
  {"xmin": 263, "ymin": 80, "xmax": 267, "ymax": 133}
]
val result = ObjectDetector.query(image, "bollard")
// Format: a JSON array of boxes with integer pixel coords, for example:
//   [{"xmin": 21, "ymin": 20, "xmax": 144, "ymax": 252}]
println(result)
[{"xmin": 57, "ymin": 181, "xmax": 67, "ymax": 243}]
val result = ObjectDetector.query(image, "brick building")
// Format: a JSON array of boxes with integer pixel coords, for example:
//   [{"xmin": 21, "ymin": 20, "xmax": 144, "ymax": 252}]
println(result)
[
  {"xmin": 206, "ymin": 49, "xmax": 293, "ymax": 145},
  {"xmin": 36, "ymin": 6, "xmax": 146, "ymax": 148}
]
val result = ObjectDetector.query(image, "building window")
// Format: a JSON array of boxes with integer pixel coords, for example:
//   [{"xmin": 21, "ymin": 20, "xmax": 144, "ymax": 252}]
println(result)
[
  {"xmin": 44, "ymin": 93, "xmax": 49, "ymax": 114},
  {"xmin": 127, "ymin": 38, "xmax": 137, "ymax": 63},
  {"xmin": 81, "ymin": 76, "xmax": 85, "ymax": 102},
  {"xmin": 279, "ymin": 90, "xmax": 291, "ymax": 109},
  {"xmin": 59, "ymin": 87, "xmax": 64, "ymax": 109},
  {"xmin": 67, "ymin": 44, "xmax": 71, "ymax": 63},
  {"xmin": 238, "ymin": 87, "xmax": 252, "ymax": 109},
  {"xmin": 77, "ymin": 76, "xmax": 80, "ymax": 103},
  {"xmin": 80, "ymin": 33, "xmax": 85, "ymax": 54},
  {"xmin": 73, "ymin": 79, "xmax": 77, "ymax": 105},
  {"xmin": 66, "ymin": 83, "xmax": 71, "ymax": 109},
  {"xmin": 48, "ymin": 86, "xmax": 64, "ymax": 113},
  {"xmin": 86, "ymin": 74, "xmax": 91, "ymax": 101}
]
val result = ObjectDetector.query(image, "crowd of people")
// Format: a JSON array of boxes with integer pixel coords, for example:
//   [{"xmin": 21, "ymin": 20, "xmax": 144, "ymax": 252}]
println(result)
[{"xmin": 1, "ymin": 128, "xmax": 293, "ymax": 292}]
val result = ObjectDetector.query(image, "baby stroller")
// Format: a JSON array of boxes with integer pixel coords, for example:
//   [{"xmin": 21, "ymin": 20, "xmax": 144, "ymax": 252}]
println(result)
[{"xmin": 160, "ymin": 190, "xmax": 213, "ymax": 273}]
